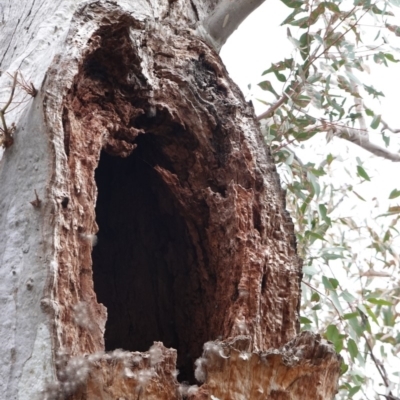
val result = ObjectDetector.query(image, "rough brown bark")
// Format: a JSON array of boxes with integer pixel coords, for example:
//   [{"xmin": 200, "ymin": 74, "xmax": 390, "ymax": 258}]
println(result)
[{"xmin": 0, "ymin": 0, "xmax": 341, "ymax": 398}]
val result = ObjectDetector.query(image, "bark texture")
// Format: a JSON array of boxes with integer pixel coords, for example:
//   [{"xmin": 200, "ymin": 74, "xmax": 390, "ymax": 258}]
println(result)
[{"xmin": 0, "ymin": 0, "xmax": 341, "ymax": 399}]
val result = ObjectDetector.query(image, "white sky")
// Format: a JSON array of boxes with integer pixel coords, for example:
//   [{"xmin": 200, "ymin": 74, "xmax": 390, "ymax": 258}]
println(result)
[{"xmin": 221, "ymin": 0, "xmax": 400, "ymax": 213}]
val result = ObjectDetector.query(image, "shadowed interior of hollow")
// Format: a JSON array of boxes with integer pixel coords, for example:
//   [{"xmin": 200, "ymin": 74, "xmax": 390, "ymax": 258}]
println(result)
[{"xmin": 92, "ymin": 135, "xmax": 205, "ymax": 383}]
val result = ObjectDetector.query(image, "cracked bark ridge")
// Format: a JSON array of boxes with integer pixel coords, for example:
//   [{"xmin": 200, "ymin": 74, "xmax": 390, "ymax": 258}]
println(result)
[
  {"xmin": 35, "ymin": 1, "xmax": 339, "ymax": 398},
  {"xmin": 192, "ymin": 331, "xmax": 341, "ymax": 400},
  {"xmin": 49, "ymin": 333, "xmax": 341, "ymax": 399},
  {"xmin": 71, "ymin": 343, "xmax": 180, "ymax": 400}
]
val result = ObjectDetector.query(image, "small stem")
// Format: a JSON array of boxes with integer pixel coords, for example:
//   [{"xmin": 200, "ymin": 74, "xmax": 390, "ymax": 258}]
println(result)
[{"xmin": 0, "ymin": 71, "xmax": 18, "ymax": 147}]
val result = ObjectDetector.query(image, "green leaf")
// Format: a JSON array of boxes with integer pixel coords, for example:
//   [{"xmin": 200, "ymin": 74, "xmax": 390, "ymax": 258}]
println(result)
[
  {"xmin": 262, "ymin": 59, "xmax": 293, "ymax": 75},
  {"xmin": 322, "ymin": 2, "xmax": 340, "ymax": 12},
  {"xmin": 322, "ymin": 276, "xmax": 334, "ymax": 290},
  {"xmin": 307, "ymin": 171, "xmax": 320, "ymax": 197},
  {"xmin": 344, "ymin": 312, "xmax": 359, "ymax": 320},
  {"xmin": 305, "ymin": 231, "xmax": 326, "ymax": 242},
  {"xmin": 299, "ymin": 32, "xmax": 313, "ymax": 60},
  {"xmin": 288, "ymin": 16, "xmax": 309, "ymax": 28},
  {"xmin": 311, "ymin": 292, "xmax": 320, "ymax": 302},
  {"xmin": 300, "ymin": 316, "xmax": 313, "ymax": 324},
  {"xmin": 367, "ymin": 298, "xmax": 392, "ymax": 306},
  {"xmin": 325, "ymin": 31, "xmax": 343, "ymax": 47},
  {"xmin": 326, "ymin": 324, "xmax": 344, "ymax": 352},
  {"xmin": 318, "ymin": 204, "xmax": 331, "ymax": 224},
  {"xmin": 280, "ymin": 0, "xmax": 303, "ymax": 8},
  {"xmin": 340, "ymin": 362, "xmax": 349, "ymax": 376},
  {"xmin": 382, "ymin": 132, "xmax": 390, "ymax": 147},
  {"xmin": 365, "ymin": 108, "xmax": 374, "ymax": 117},
  {"xmin": 364, "ymin": 84, "xmax": 384, "ymax": 99},
  {"xmin": 274, "ymin": 70, "xmax": 287, "ymax": 82},
  {"xmin": 309, "ymin": 3, "xmax": 325, "ymax": 25},
  {"xmin": 307, "ymin": 73, "xmax": 323, "ymax": 83},
  {"xmin": 370, "ymin": 114, "xmax": 381, "ymax": 130},
  {"xmin": 364, "ymin": 305, "xmax": 379, "ymax": 325},
  {"xmin": 383, "ymin": 306, "xmax": 395, "ymax": 327},
  {"xmin": 348, "ymin": 315, "xmax": 364, "ymax": 337},
  {"xmin": 384, "ymin": 53, "xmax": 400, "ymax": 63},
  {"xmin": 323, "ymin": 253, "xmax": 343, "ymax": 261},
  {"xmin": 295, "ymin": 130, "xmax": 318, "ymax": 141},
  {"xmin": 373, "ymin": 52, "xmax": 388, "ymax": 66},
  {"xmin": 330, "ymin": 289, "xmax": 344, "ymax": 315},
  {"xmin": 329, "ymin": 278, "xmax": 339, "ymax": 289},
  {"xmin": 341, "ymin": 290, "xmax": 356, "ymax": 303},
  {"xmin": 326, "ymin": 324, "xmax": 340, "ymax": 341},
  {"xmin": 371, "ymin": 5, "xmax": 394, "ymax": 15},
  {"xmin": 258, "ymin": 81, "xmax": 279, "ymax": 97},
  {"xmin": 303, "ymin": 265, "xmax": 318, "ymax": 275},
  {"xmin": 356, "ymin": 165, "xmax": 371, "ymax": 181},
  {"xmin": 281, "ymin": 8, "xmax": 305, "ymax": 25},
  {"xmin": 389, "ymin": 189, "xmax": 400, "ymax": 199},
  {"xmin": 349, "ymin": 385, "xmax": 361, "ymax": 397},
  {"xmin": 293, "ymin": 95, "xmax": 312, "ymax": 108},
  {"xmin": 347, "ymin": 338, "xmax": 359, "ymax": 359},
  {"xmin": 352, "ymin": 190, "xmax": 366, "ymax": 201},
  {"xmin": 285, "ymin": 151, "xmax": 294, "ymax": 165}
]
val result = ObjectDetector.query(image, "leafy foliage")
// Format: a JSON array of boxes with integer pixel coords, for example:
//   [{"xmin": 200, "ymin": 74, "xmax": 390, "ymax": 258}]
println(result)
[{"xmin": 255, "ymin": 0, "xmax": 400, "ymax": 398}]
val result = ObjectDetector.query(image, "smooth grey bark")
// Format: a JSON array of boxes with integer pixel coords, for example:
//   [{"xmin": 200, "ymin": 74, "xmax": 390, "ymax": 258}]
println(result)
[{"xmin": 200, "ymin": 0, "xmax": 266, "ymax": 51}]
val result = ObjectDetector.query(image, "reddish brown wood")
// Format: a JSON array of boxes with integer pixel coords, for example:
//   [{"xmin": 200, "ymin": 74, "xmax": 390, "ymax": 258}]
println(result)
[{"xmin": 36, "ymin": 2, "xmax": 341, "ymax": 398}]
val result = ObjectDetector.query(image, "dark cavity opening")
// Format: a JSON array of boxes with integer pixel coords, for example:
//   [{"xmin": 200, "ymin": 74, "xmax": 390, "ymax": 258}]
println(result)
[{"xmin": 92, "ymin": 134, "xmax": 205, "ymax": 383}]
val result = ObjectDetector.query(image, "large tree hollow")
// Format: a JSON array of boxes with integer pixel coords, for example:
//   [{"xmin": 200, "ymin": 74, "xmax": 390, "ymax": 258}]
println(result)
[{"xmin": 92, "ymin": 136, "xmax": 204, "ymax": 383}]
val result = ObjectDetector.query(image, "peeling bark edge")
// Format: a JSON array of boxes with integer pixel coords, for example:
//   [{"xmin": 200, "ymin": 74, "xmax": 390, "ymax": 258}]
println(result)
[{"xmin": 43, "ymin": 0, "xmax": 146, "ymax": 354}]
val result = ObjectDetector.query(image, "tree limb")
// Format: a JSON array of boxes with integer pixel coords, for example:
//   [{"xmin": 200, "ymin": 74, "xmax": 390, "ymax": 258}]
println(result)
[
  {"xmin": 257, "ymin": 93, "xmax": 289, "ymax": 121},
  {"xmin": 305, "ymin": 123, "xmax": 400, "ymax": 162},
  {"xmin": 199, "ymin": 0, "xmax": 265, "ymax": 51},
  {"xmin": 337, "ymin": 126, "xmax": 400, "ymax": 161},
  {"xmin": 341, "ymin": 65, "xmax": 400, "ymax": 161}
]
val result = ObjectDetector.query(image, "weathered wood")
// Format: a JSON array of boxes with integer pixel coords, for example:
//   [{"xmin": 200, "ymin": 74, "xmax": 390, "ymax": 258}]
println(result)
[{"xmin": 0, "ymin": 1, "xmax": 341, "ymax": 399}]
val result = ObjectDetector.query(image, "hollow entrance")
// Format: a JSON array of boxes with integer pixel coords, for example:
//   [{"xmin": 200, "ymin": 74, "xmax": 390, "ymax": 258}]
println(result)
[{"xmin": 92, "ymin": 134, "xmax": 205, "ymax": 383}]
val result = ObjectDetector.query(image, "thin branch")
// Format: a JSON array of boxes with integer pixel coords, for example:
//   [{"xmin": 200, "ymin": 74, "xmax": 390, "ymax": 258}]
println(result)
[
  {"xmin": 363, "ymin": 332, "xmax": 394, "ymax": 395},
  {"xmin": 310, "ymin": 122, "xmax": 400, "ymax": 161},
  {"xmin": 0, "ymin": 72, "xmax": 18, "ymax": 148},
  {"xmin": 257, "ymin": 93, "xmax": 289, "ymax": 120},
  {"xmin": 302, "ymin": 280, "xmax": 343, "ymax": 318},
  {"xmin": 381, "ymin": 119, "xmax": 400, "ymax": 134},
  {"xmin": 331, "ymin": 51, "xmax": 400, "ymax": 162}
]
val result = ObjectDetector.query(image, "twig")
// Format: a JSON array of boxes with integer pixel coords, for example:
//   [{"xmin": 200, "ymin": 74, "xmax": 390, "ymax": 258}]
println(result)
[
  {"xmin": 30, "ymin": 190, "xmax": 42, "ymax": 208},
  {"xmin": 302, "ymin": 280, "xmax": 343, "ymax": 318},
  {"xmin": 7, "ymin": 71, "xmax": 37, "ymax": 97},
  {"xmin": 381, "ymin": 119, "xmax": 400, "ymax": 134},
  {"xmin": 0, "ymin": 72, "xmax": 18, "ymax": 148},
  {"xmin": 257, "ymin": 93, "xmax": 290, "ymax": 120},
  {"xmin": 363, "ymin": 333, "xmax": 395, "ymax": 397}
]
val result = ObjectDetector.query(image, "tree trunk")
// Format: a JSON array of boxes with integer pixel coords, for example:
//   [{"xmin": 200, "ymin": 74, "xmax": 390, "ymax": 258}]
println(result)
[{"xmin": 0, "ymin": 1, "xmax": 341, "ymax": 399}]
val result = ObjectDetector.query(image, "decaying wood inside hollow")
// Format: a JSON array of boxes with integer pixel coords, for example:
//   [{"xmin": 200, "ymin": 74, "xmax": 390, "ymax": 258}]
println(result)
[{"xmin": 41, "ymin": 3, "xmax": 340, "ymax": 398}]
